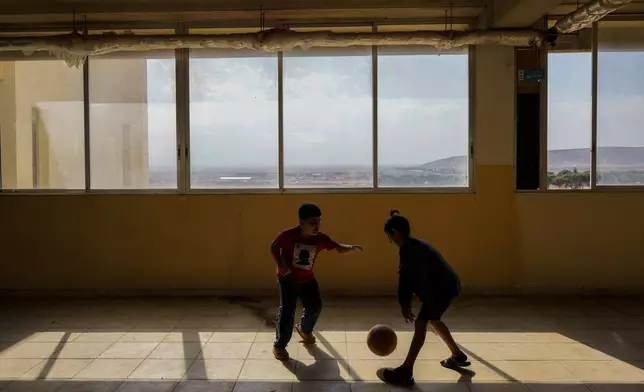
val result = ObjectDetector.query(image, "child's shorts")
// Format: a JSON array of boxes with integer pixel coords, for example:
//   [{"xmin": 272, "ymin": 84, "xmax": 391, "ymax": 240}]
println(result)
[{"xmin": 417, "ymin": 294, "xmax": 456, "ymax": 322}]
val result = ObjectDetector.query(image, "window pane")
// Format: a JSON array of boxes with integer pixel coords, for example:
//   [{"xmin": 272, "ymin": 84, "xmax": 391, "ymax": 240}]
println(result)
[
  {"xmin": 89, "ymin": 55, "xmax": 176, "ymax": 189},
  {"xmin": 189, "ymin": 53, "xmax": 278, "ymax": 188},
  {"xmin": 378, "ymin": 52, "xmax": 469, "ymax": 187},
  {"xmin": 547, "ymin": 52, "xmax": 592, "ymax": 189},
  {"xmin": 597, "ymin": 25, "xmax": 644, "ymax": 186},
  {"xmin": 283, "ymin": 50, "xmax": 372, "ymax": 188},
  {"xmin": 0, "ymin": 60, "xmax": 84, "ymax": 189}
]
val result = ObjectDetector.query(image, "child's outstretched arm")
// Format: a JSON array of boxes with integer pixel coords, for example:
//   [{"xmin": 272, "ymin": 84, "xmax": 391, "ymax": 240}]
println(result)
[
  {"xmin": 334, "ymin": 243, "xmax": 363, "ymax": 255},
  {"xmin": 321, "ymin": 233, "xmax": 362, "ymax": 255}
]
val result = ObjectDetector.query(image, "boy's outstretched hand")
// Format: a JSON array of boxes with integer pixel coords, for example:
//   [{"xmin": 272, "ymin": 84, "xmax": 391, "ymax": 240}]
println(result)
[
  {"xmin": 335, "ymin": 244, "xmax": 363, "ymax": 254},
  {"xmin": 401, "ymin": 306, "xmax": 416, "ymax": 323}
]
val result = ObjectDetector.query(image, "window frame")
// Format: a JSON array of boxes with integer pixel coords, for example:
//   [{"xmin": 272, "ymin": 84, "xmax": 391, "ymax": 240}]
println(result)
[
  {"xmin": 0, "ymin": 23, "xmax": 475, "ymax": 195},
  {"xmin": 542, "ymin": 19, "xmax": 644, "ymax": 193}
]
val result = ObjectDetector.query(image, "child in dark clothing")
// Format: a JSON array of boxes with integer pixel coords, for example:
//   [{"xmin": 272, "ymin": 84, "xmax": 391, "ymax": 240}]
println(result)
[
  {"xmin": 382, "ymin": 210, "xmax": 469, "ymax": 385},
  {"xmin": 270, "ymin": 203, "xmax": 362, "ymax": 361}
]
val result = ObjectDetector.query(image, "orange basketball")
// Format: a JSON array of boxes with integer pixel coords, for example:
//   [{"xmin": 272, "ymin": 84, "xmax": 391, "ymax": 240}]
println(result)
[{"xmin": 367, "ymin": 324, "xmax": 397, "ymax": 357}]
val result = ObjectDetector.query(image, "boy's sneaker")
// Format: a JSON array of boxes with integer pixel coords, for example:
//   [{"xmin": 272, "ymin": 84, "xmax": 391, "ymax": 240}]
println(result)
[
  {"xmin": 440, "ymin": 352, "xmax": 470, "ymax": 368},
  {"xmin": 295, "ymin": 324, "xmax": 316, "ymax": 344},
  {"xmin": 273, "ymin": 347, "xmax": 289, "ymax": 361},
  {"xmin": 382, "ymin": 366, "xmax": 414, "ymax": 386}
]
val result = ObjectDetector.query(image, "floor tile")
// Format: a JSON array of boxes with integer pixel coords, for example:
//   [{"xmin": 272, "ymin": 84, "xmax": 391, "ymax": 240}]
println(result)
[
  {"xmin": 148, "ymin": 343, "xmax": 203, "ymax": 359},
  {"xmin": 99, "ymin": 343, "xmax": 159, "ymax": 359},
  {"xmin": 74, "ymin": 333, "xmax": 126, "ymax": 344},
  {"xmin": 0, "ymin": 359, "xmax": 43, "ymax": 379},
  {"xmin": 468, "ymin": 382, "xmax": 530, "ymax": 392},
  {"xmin": 0, "ymin": 343, "xmax": 58, "ymax": 359},
  {"xmin": 2, "ymin": 380, "xmax": 64, "ymax": 392},
  {"xmin": 492, "ymin": 343, "xmax": 554, "ymax": 360},
  {"xmin": 118, "ymin": 333, "xmax": 170, "ymax": 343},
  {"xmin": 19, "ymin": 359, "xmax": 92, "ymax": 379},
  {"xmin": 350, "ymin": 381, "xmax": 411, "ymax": 392},
  {"xmin": 313, "ymin": 332, "xmax": 346, "ymax": 343},
  {"xmin": 26, "ymin": 332, "xmax": 85, "ymax": 343},
  {"xmin": 75, "ymin": 359, "xmax": 142, "ymax": 379},
  {"xmin": 128, "ymin": 359, "xmax": 190, "ymax": 380},
  {"xmin": 526, "ymin": 384, "xmax": 591, "ymax": 392},
  {"xmin": 184, "ymin": 359, "xmax": 244, "ymax": 380},
  {"xmin": 174, "ymin": 380, "xmax": 235, "ymax": 392},
  {"xmin": 57, "ymin": 343, "xmax": 113, "ymax": 359},
  {"xmin": 294, "ymin": 359, "xmax": 352, "ymax": 381},
  {"xmin": 348, "ymin": 359, "xmax": 400, "ymax": 381},
  {"xmin": 209, "ymin": 333, "xmax": 257, "ymax": 343},
  {"xmin": 232, "ymin": 381, "xmax": 292, "ymax": 392},
  {"xmin": 253, "ymin": 333, "xmax": 276, "ymax": 344},
  {"xmin": 411, "ymin": 382, "xmax": 470, "ymax": 392},
  {"xmin": 200, "ymin": 343, "xmax": 251, "ymax": 359},
  {"xmin": 115, "ymin": 380, "xmax": 178, "ymax": 392},
  {"xmin": 561, "ymin": 361, "xmax": 644, "ymax": 383},
  {"xmin": 586, "ymin": 384, "xmax": 644, "ymax": 392},
  {"xmin": 57, "ymin": 380, "xmax": 124, "ymax": 392},
  {"xmin": 238, "ymin": 359, "xmax": 296, "ymax": 380},
  {"xmin": 292, "ymin": 380, "xmax": 351, "ymax": 392},
  {"xmin": 541, "ymin": 343, "xmax": 613, "ymax": 361},
  {"xmin": 248, "ymin": 343, "xmax": 280, "ymax": 360},
  {"xmin": 295, "ymin": 343, "xmax": 348, "ymax": 361},
  {"xmin": 164, "ymin": 331, "xmax": 213, "ymax": 344},
  {"xmin": 505, "ymin": 361, "xmax": 579, "ymax": 382}
]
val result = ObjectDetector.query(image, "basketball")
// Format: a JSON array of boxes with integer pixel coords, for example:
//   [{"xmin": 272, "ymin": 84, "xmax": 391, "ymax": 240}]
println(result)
[{"xmin": 367, "ymin": 324, "xmax": 397, "ymax": 356}]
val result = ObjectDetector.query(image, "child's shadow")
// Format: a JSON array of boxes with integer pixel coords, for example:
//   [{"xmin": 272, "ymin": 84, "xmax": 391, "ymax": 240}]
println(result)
[
  {"xmin": 375, "ymin": 365, "xmax": 476, "ymax": 389},
  {"xmin": 283, "ymin": 342, "xmax": 356, "ymax": 384}
]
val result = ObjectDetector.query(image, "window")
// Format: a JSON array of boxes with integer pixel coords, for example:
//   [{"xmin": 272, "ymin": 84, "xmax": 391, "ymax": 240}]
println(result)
[
  {"xmin": 0, "ymin": 59, "xmax": 84, "ymax": 189},
  {"xmin": 283, "ymin": 49, "xmax": 373, "ymax": 188},
  {"xmin": 89, "ymin": 53, "xmax": 177, "ymax": 189},
  {"xmin": 597, "ymin": 24, "xmax": 644, "ymax": 186},
  {"xmin": 547, "ymin": 51, "xmax": 592, "ymax": 189},
  {"xmin": 189, "ymin": 52, "xmax": 278, "ymax": 189},
  {"xmin": 378, "ymin": 49, "xmax": 469, "ymax": 187}
]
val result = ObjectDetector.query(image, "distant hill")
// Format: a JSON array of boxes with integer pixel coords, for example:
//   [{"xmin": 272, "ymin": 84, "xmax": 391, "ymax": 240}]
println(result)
[{"xmin": 419, "ymin": 147, "xmax": 644, "ymax": 172}]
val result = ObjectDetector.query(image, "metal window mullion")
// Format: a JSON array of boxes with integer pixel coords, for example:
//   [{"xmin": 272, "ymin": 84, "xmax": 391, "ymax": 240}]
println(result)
[
  {"xmin": 372, "ymin": 23, "xmax": 378, "ymax": 188},
  {"xmin": 591, "ymin": 22, "xmax": 598, "ymax": 189},
  {"xmin": 468, "ymin": 45, "xmax": 476, "ymax": 191},
  {"xmin": 540, "ymin": 45, "xmax": 549, "ymax": 191},
  {"xmin": 176, "ymin": 23, "xmax": 189, "ymax": 193},
  {"xmin": 83, "ymin": 58, "xmax": 91, "ymax": 191},
  {"xmin": 278, "ymin": 51, "xmax": 284, "ymax": 192}
]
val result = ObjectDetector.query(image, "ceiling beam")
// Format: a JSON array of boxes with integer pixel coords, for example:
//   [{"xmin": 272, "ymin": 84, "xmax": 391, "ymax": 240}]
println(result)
[
  {"xmin": 492, "ymin": 0, "xmax": 563, "ymax": 27},
  {"xmin": 0, "ymin": 0, "xmax": 485, "ymax": 27}
]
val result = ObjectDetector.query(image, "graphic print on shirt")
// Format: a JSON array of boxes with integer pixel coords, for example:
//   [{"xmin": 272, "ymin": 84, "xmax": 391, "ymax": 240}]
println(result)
[{"xmin": 292, "ymin": 243, "xmax": 317, "ymax": 270}]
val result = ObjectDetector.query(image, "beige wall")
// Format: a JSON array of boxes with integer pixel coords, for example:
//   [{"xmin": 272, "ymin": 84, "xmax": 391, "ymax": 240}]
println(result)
[{"xmin": 0, "ymin": 46, "xmax": 643, "ymax": 294}]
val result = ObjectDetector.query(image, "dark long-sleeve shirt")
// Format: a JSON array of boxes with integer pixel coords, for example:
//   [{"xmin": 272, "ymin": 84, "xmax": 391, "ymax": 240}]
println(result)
[{"xmin": 397, "ymin": 237, "xmax": 460, "ymax": 308}]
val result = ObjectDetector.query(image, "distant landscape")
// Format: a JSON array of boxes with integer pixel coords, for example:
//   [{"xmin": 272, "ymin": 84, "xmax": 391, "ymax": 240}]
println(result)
[{"xmin": 148, "ymin": 146, "xmax": 644, "ymax": 188}]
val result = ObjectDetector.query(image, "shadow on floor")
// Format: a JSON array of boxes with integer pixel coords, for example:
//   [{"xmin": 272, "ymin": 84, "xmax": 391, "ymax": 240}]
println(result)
[{"xmin": 1, "ymin": 380, "xmax": 644, "ymax": 392}]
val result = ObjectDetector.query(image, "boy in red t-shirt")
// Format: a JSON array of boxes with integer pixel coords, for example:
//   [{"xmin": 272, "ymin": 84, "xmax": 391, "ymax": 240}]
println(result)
[{"xmin": 270, "ymin": 203, "xmax": 362, "ymax": 360}]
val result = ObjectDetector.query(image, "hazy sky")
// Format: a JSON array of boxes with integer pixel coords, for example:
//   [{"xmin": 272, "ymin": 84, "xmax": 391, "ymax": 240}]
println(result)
[
  {"xmin": 146, "ymin": 53, "xmax": 469, "ymax": 169},
  {"xmin": 548, "ymin": 51, "xmax": 644, "ymax": 151},
  {"xmin": 145, "ymin": 49, "xmax": 644, "ymax": 169}
]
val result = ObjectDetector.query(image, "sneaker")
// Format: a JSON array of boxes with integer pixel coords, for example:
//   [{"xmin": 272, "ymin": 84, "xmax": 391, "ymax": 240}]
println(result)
[
  {"xmin": 273, "ymin": 347, "xmax": 289, "ymax": 361},
  {"xmin": 440, "ymin": 352, "xmax": 470, "ymax": 368},
  {"xmin": 382, "ymin": 366, "xmax": 414, "ymax": 386},
  {"xmin": 295, "ymin": 324, "xmax": 316, "ymax": 344}
]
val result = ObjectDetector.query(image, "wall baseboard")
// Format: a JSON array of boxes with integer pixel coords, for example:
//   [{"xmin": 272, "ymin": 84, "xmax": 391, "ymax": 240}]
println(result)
[{"xmin": 1, "ymin": 287, "xmax": 643, "ymax": 298}]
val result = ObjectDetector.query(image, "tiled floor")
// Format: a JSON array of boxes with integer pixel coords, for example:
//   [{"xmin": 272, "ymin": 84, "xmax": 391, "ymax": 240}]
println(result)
[{"xmin": 0, "ymin": 296, "xmax": 643, "ymax": 391}]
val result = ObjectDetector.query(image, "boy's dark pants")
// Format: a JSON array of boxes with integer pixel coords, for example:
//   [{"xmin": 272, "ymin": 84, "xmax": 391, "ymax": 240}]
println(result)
[{"xmin": 274, "ymin": 276, "xmax": 322, "ymax": 349}]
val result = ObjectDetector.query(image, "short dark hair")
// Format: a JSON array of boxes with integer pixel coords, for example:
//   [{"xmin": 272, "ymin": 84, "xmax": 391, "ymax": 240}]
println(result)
[
  {"xmin": 298, "ymin": 203, "xmax": 322, "ymax": 221},
  {"xmin": 384, "ymin": 209, "xmax": 411, "ymax": 236}
]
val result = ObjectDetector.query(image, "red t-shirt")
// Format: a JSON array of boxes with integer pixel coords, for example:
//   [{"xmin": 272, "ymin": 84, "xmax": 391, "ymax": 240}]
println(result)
[{"xmin": 272, "ymin": 227, "xmax": 338, "ymax": 283}]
